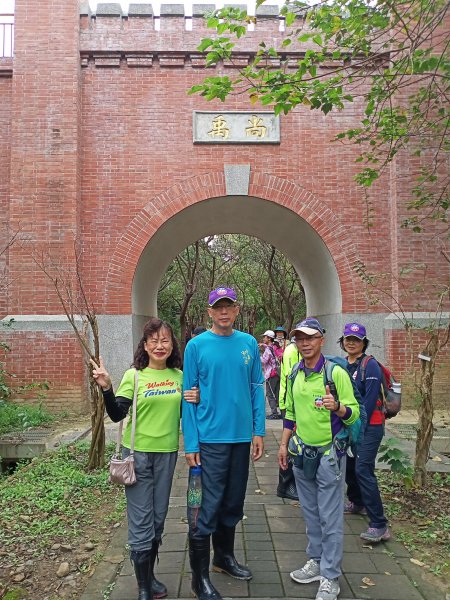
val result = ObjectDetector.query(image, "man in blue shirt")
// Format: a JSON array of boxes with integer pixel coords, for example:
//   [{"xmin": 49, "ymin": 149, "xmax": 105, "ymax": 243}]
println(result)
[{"xmin": 182, "ymin": 286, "xmax": 265, "ymax": 600}]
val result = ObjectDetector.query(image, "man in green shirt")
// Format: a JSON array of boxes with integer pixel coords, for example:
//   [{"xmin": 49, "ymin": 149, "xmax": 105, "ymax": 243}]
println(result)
[{"xmin": 278, "ymin": 318, "xmax": 360, "ymax": 600}]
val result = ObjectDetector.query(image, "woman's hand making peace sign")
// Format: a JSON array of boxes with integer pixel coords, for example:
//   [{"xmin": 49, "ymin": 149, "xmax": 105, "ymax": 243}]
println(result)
[{"xmin": 90, "ymin": 356, "xmax": 112, "ymax": 391}]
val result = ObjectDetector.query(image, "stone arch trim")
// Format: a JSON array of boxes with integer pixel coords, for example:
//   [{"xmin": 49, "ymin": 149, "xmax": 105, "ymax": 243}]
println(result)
[{"xmin": 103, "ymin": 171, "xmax": 360, "ymax": 313}]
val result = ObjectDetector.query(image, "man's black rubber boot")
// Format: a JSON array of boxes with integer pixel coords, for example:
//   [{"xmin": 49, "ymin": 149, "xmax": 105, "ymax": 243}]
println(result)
[
  {"xmin": 212, "ymin": 525, "xmax": 252, "ymax": 580},
  {"xmin": 189, "ymin": 535, "xmax": 223, "ymax": 600},
  {"xmin": 131, "ymin": 550, "xmax": 153, "ymax": 600},
  {"xmin": 149, "ymin": 539, "xmax": 167, "ymax": 599}
]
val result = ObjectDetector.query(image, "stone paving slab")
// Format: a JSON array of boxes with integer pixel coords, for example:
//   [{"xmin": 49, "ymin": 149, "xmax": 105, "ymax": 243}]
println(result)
[{"xmin": 80, "ymin": 423, "xmax": 448, "ymax": 600}]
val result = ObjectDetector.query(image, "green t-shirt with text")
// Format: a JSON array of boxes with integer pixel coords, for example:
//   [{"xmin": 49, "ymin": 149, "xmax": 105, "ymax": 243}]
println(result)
[{"xmin": 116, "ymin": 367, "xmax": 183, "ymax": 452}]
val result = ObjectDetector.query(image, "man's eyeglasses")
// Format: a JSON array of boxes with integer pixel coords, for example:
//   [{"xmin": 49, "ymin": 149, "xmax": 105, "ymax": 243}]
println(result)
[
  {"xmin": 210, "ymin": 303, "xmax": 236, "ymax": 311},
  {"xmin": 295, "ymin": 335, "xmax": 323, "ymax": 343}
]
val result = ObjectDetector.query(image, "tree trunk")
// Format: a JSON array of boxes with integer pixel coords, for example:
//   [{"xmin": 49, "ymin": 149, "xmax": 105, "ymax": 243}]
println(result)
[
  {"xmin": 87, "ymin": 377, "xmax": 106, "ymax": 470},
  {"xmin": 414, "ymin": 333, "xmax": 438, "ymax": 487}
]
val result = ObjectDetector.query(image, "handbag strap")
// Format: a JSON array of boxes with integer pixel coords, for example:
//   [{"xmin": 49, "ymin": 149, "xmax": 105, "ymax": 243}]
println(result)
[{"xmin": 115, "ymin": 368, "xmax": 139, "ymax": 456}]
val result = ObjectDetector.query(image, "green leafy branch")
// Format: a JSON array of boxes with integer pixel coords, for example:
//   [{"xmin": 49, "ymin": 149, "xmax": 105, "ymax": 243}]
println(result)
[{"xmin": 189, "ymin": 0, "xmax": 450, "ymax": 232}]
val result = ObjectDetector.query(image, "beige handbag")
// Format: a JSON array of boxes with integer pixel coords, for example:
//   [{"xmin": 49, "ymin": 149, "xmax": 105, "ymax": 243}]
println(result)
[{"xmin": 109, "ymin": 369, "xmax": 138, "ymax": 486}]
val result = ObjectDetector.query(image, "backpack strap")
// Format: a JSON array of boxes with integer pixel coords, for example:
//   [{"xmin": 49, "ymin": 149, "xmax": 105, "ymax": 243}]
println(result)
[
  {"xmin": 289, "ymin": 361, "xmax": 302, "ymax": 383},
  {"xmin": 323, "ymin": 360, "xmax": 338, "ymax": 400},
  {"xmin": 269, "ymin": 345, "xmax": 280, "ymax": 368},
  {"xmin": 360, "ymin": 354, "xmax": 385, "ymax": 413},
  {"xmin": 359, "ymin": 354, "xmax": 372, "ymax": 382}
]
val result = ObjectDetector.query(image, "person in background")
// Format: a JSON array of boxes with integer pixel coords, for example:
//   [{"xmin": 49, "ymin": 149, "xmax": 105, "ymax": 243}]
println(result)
[
  {"xmin": 274, "ymin": 325, "xmax": 289, "ymax": 353},
  {"xmin": 279, "ymin": 317, "xmax": 360, "ymax": 600},
  {"xmin": 91, "ymin": 318, "xmax": 199, "ymax": 600},
  {"xmin": 260, "ymin": 330, "xmax": 281, "ymax": 419},
  {"xmin": 191, "ymin": 326, "xmax": 207, "ymax": 338},
  {"xmin": 182, "ymin": 286, "xmax": 265, "ymax": 600},
  {"xmin": 339, "ymin": 323, "xmax": 390, "ymax": 543},
  {"xmin": 278, "ymin": 338, "xmax": 301, "ymax": 418},
  {"xmin": 276, "ymin": 334, "xmax": 301, "ymax": 500}
]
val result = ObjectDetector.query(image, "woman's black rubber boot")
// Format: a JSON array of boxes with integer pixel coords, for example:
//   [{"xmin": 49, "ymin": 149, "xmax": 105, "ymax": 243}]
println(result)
[
  {"xmin": 150, "ymin": 539, "xmax": 167, "ymax": 599},
  {"xmin": 212, "ymin": 525, "xmax": 252, "ymax": 580},
  {"xmin": 189, "ymin": 536, "xmax": 222, "ymax": 600},
  {"xmin": 130, "ymin": 550, "xmax": 153, "ymax": 600}
]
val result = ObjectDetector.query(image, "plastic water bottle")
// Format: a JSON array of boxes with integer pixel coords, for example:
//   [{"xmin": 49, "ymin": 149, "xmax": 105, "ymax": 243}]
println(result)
[
  {"xmin": 392, "ymin": 381, "xmax": 401, "ymax": 394},
  {"xmin": 187, "ymin": 465, "xmax": 202, "ymax": 508}
]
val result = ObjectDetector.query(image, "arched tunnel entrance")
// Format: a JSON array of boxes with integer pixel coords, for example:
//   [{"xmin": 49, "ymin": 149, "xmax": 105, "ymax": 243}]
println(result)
[
  {"xmin": 133, "ymin": 195, "xmax": 342, "ymax": 319},
  {"xmin": 98, "ymin": 186, "xmax": 385, "ymax": 387}
]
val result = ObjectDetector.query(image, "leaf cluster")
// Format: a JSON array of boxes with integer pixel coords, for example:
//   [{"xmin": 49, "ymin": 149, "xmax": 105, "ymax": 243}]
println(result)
[
  {"xmin": 190, "ymin": 0, "xmax": 450, "ymax": 231},
  {"xmin": 0, "ymin": 400, "xmax": 55, "ymax": 435}
]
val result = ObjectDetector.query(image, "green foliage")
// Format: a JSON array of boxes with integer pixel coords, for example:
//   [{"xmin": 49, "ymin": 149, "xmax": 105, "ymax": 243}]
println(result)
[
  {"xmin": 0, "ymin": 400, "xmax": 56, "ymax": 435},
  {"xmin": 378, "ymin": 438, "xmax": 414, "ymax": 487},
  {"xmin": 190, "ymin": 0, "xmax": 450, "ymax": 231},
  {"xmin": 157, "ymin": 234, "xmax": 306, "ymax": 338},
  {"xmin": 378, "ymin": 470, "xmax": 450, "ymax": 579},
  {"xmin": 3, "ymin": 591, "xmax": 27, "ymax": 600},
  {"xmin": 0, "ymin": 442, "xmax": 123, "ymax": 564}
]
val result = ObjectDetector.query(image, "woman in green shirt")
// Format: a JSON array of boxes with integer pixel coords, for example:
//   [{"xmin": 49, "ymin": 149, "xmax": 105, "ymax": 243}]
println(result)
[{"xmin": 91, "ymin": 318, "xmax": 198, "ymax": 600}]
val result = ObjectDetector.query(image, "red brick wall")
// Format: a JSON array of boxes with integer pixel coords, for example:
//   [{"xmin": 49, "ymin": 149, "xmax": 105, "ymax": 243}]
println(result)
[
  {"xmin": 8, "ymin": 0, "xmax": 82, "ymax": 316},
  {"xmin": 0, "ymin": 76, "xmax": 11, "ymax": 318},
  {"xmin": 78, "ymin": 15, "xmax": 391, "ymax": 314},
  {"xmin": 385, "ymin": 328, "xmax": 449, "ymax": 409},
  {"xmin": 2, "ymin": 330, "xmax": 88, "ymax": 414}
]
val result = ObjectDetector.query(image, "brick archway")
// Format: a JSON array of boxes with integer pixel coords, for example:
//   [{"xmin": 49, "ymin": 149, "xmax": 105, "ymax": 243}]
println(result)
[{"xmin": 104, "ymin": 171, "xmax": 360, "ymax": 316}]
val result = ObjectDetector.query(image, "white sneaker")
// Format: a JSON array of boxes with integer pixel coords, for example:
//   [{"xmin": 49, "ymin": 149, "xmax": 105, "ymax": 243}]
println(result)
[
  {"xmin": 315, "ymin": 576, "xmax": 340, "ymax": 600},
  {"xmin": 290, "ymin": 558, "xmax": 321, "ymax": 583}
]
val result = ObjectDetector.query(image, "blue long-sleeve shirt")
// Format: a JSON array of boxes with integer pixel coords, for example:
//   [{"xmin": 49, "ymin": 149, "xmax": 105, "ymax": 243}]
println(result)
[
  {"xmin": 181, "ymin": 329, "xmax": 265, "ymax": 453},
  {"xmin": 347, "ymin": 354, "xmax": 383, "ymax": 425}
]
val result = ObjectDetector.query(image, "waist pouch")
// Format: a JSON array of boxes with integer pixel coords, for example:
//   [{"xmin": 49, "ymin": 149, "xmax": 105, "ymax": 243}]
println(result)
[
  {"xmin": 290, "ymin": 434, "xmax": 332, "ymax": 480},
  {"xmin": 300, "ymin": 446, "xmax": 322, "ymax": 479}
]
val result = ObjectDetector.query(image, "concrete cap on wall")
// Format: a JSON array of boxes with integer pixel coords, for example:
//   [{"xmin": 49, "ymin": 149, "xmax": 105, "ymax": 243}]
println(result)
[
  {"xmin": 160, "ymin": 4, "xmax": 185, "ymax": 16},
  {"xmin": 224, "ymin": 4, "xmax": 247, "ymax": 10},
  {"xmin": 128, "ymin": 3, "xmax": 153, "ymax": 16},
  {"xmin": 192, "ymin": 4, "xmax": 216, "ymax": 17},
  {"xmin": 96, "ymin": 3, "xmax": 123, "ymax": 16},
  {"xmin": 255, "ymin": 4, "xmax": 280, "ymax": 17},
  {"xmin": 80, "ymin": 1, "xmax": 92, "ymax": 16}
]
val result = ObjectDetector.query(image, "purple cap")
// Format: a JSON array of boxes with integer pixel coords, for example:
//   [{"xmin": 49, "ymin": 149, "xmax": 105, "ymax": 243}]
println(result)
[
  {"xmin": 343, "ymin": 323, "xmax": 367, "ymax": 339},
  {"xmin": 208, "ymin": 286, "xmax": 237, "ymax": 306},
  {"xmin": 289, "ymin": 317, "xmax": 325, "ymax": 337}
]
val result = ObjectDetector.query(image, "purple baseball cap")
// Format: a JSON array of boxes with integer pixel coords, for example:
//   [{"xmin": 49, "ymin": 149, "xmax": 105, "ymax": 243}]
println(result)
[
  {"xmin": 343, "ymin": 323, "xmax": 367, "ymax": 339},
  {"xmin": 289, "ymin": 317, "xmax": 325, "ymax": 337},
  {"xmin": 208, "ymin": 286, "xmax": 237, "ymax": 306}
]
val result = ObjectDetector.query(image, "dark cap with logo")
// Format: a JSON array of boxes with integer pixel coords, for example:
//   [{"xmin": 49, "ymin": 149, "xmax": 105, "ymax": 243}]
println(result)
[{"xmin": 289, "ymin": 317, "xmax": 325, "ymax": 338}]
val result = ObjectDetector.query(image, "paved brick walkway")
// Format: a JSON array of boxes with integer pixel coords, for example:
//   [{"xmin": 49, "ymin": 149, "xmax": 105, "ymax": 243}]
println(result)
[{"xmin": 81, "ymin": 422, "xmax": 446, "ymax": 600}]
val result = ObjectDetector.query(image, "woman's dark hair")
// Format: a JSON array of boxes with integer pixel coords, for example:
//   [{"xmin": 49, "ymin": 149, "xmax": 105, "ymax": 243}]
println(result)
[
  {"xmin": 338, "ymin": 336, "xmax": 370, "ymax": 353},
  {"xmin": 132, "ymin": 318, "xmax": 181, "ymax": 370}
]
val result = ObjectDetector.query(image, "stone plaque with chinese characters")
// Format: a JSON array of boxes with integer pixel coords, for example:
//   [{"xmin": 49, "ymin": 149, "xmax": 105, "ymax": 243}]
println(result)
[{"xmin": 193, "ymin": 111, "xmax": 280, "ymax": 144}]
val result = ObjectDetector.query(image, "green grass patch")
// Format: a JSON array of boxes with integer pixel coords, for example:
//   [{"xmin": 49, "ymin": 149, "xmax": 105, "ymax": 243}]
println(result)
[
  {"xmin": 378, "ymin": 470, "xmax": 450, "ymax": 583},
  {"xmin": 0, "ymin": 400, "xmax": 56, "ymax": 435},
  {"xmin": 0, "ymin": 441, "xmax": 124, "ymax": 565}
]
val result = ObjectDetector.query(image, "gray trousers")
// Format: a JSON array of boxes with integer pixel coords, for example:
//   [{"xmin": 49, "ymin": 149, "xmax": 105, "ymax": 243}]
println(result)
[
  {"xmin": 123, "ymin": 448, "xmax": 177, "ymax": 552},
  {"xmin": 293, "ymin": 452, "xmax": 346, "ymax": 580}
]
